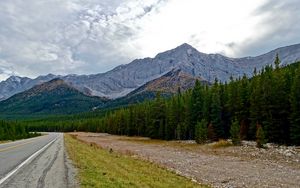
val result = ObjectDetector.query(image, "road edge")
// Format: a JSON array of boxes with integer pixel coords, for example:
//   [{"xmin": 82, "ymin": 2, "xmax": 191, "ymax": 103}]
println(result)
[{"xmin": 0, "ymin": 136, "xmax": 58, "ymax": 186}]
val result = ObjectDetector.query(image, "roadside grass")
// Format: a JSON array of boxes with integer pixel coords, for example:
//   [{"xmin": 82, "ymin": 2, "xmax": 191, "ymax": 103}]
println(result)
[
  {"xmin": 65, "ymin": 134, "xmax": 208, "ymax": 188},
  {"xmin": 118, "ymin": 137, "xmax": 171, "ymax": 146}
]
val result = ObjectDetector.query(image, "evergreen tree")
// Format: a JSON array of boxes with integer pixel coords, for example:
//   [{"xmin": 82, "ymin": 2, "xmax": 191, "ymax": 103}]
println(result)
[
  {"xmin": 274, "ymin": 53, "xmax": 280, "ymax": 69},
  {"xmin": 191, "ymin": 80, "xmax": 204, "ymax": 125},
  {"xmin": 183, "ymin": 91, "xmax": 193, "ymax": 139},
  {"xmin": 0, "ymin": 126, "xmax": 4, "ymax": 140},
  {"xmin": 195, "ymin": 119, "xmax": 208, "ymax": 144},
  {"xmin": 176, "ymin": 123, "xmax": 181, "ymax": 140},
  {"xmin": 207, "ymin": 123, "xmax": 217, "ymax": 141},
  {"xmin": 220, "ymin": 83, "xmax": 231, "ymax": 138},
  {"xmin": 260, "ymin": 65, "xmax": 277, "ymax": 142},
  {"xmin": 227, "ymin": 78, "xmax": 242, "ymax": 119},
  {"xmin": 290, "ymin": 67, "xmax": 300, "ymax": 145},
  {"xmin": 240, "ymin": 123, "xmax": 248, "ymax": 141},
  {"xmin": 239, "ymin": 75, "xmax": 250, "ymax": 139},
  {"xmin": 272, "ymin": 64, "xmax": 290, "ymax": 144},
  {"xmin": 148, "ymin": 92, "xmax": 166, "ymax": 138},
  {"xmin": 260, "ymin": 57, "xmax": 289, "ymax": 144},
  {"xmin": 230, "ymin": 118, "xmax": 241, "ymax": 145},
  {"xmin": 165, "ymin": 102, "xmax": 175, "ymax": 140},
  {"xmin": 210, "ymin": 79, "xmax": 224, "ymax": 139},
  {"xmin": 158, "ymin": 120, "xmax": 165, "ymax": 139},
  {"xmin": 256, "ymin": 124, "xmax": 266, "ymax": 148},
  {"xmin": 249, "ymin": 72, "xmax": 263, "ymax": 139},
  {"xmin": 202, "ymin": 85, "xmax": 212, "ymax": 122}
]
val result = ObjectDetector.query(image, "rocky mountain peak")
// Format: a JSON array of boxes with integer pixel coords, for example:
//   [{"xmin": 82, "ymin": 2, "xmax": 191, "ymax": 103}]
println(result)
[
  {"xmin": 47, "ymin": 78, "xmax": 65, "ymax": 84},
  {"xmin": 155, "ymin": 43, "xmax": 199, "ymax": 60},
  {"xmin": 129, "ymin": 68, "xmax": 203, "ymax": 96},
  {"xmin": 176, "ymin": 43, "xmax": 195, "ymax": 50},
  {"xmin": 30, "ymin": 78, "xmax": 70, "ymax": 93},
  {"xmin": 1, "ymin": 43, "xmax": 300, "ymax": 101},
  {"xmin": 6, "ymin": 75, "xmax": 22, "ymax": 82}
]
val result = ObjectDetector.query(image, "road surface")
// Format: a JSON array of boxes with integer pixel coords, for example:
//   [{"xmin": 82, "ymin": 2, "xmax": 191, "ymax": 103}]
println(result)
[{"xmin": 0, "ymin": 133, "xmax": 77, "ymax": 188}]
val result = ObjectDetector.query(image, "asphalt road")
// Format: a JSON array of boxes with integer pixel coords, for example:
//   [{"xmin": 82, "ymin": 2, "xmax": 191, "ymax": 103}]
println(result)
[{"xmin": 0, "ymin": 133, "xmax": 77, "ymax": 188}]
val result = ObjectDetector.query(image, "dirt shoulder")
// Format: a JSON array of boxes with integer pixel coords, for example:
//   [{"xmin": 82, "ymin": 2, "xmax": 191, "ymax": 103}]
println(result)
[{"xmin": 70, "ymin": 132, "xmax": 300, "ymax": 188}]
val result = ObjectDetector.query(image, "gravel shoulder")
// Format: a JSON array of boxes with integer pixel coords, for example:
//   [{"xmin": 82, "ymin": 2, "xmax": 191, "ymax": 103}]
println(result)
[{"xmin": 71, "ymin": 132, "xmax": 300, "ymax": 188}]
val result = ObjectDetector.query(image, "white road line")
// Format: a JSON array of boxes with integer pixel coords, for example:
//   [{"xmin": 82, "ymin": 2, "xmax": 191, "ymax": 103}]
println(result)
[{"xmin": 0, "ymin": 136, "xmax": 58, "ymax": 186}]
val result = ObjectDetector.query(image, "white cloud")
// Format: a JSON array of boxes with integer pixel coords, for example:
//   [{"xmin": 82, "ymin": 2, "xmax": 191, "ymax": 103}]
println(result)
[
  {"xmin": 0, "ymin": 0, "xmax": 299, "ymax": 80},
  {"xmin": 129, "ymin": 0, "xmax": 270, "ymax": 57},
  {"xmin": 0, "ymin": 60, "xmax": 17, "ymax": 80}
]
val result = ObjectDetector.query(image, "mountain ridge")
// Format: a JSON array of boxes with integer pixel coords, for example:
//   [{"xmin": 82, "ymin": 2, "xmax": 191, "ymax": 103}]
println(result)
[
  {"xmin": 128, "ymin": 68, "xmax": 206, "ymax": 96},
  {"xmin": 1, "ymin": 43, "xmax": 300, "ymax": 101}
]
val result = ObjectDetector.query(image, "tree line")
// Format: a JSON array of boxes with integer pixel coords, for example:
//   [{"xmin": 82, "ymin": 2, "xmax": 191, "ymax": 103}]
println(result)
[
  {"xmin": 0, "ymin": 120, "xmax": 40, "ymax": 141},
  {"xmin": 27, "ymin": 57, "xmax": 300, "ymax": 145}
]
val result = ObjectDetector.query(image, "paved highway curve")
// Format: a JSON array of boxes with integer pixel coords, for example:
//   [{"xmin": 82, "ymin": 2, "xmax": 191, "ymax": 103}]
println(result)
[{"xmin": 0, "ymin": 133, "xmax": 77, "ymax": 188}]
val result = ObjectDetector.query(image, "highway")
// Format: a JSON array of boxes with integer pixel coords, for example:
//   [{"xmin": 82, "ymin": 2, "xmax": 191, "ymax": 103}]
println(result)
[{"xmin": 0, "ymin": 133, "xmax": 77, "ymax": 188}]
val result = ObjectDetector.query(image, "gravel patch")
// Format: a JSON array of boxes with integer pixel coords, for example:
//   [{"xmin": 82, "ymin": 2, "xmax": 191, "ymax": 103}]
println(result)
[{"xmin": 71, "ymin": 132, "xmax": 300, "ymax": 188}]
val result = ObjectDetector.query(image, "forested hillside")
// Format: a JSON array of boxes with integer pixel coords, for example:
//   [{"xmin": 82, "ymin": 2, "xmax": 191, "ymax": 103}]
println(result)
[
  {"xmin": 28, "ymin": 58, "xmax": 300, "ymax": 145},
  {"xmin": 0, "ymin": 79, "xmax": 106, "ymax": 115}
]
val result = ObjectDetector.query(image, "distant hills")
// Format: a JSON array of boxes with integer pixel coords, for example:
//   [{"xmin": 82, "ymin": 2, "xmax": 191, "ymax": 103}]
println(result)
[{"xmin": 0, "ymin": 79, "xmax": 106, "ymax": 115}]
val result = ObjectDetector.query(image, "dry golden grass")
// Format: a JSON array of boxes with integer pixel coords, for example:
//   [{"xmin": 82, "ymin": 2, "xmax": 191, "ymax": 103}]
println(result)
[
  {"xmin": 65, "ymin": 134, "xmax": 209, "ymax": 188},
  {"xmin": 211, "ymin": 140, "xmax": 233, "ymax": 149}
]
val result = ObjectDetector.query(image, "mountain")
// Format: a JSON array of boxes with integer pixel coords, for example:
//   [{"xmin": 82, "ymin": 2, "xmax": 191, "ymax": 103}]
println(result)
[
  {"xmin": 0, "ymin": 78, "xmax": 106, "ymax": 115},
  {"xmin": 0, "ymin": 74, "xmax": 57, "ymax": 101},
  {"xmin": 99, "ymin": 69, "xmax": 209, "ymax": 109},
  {"xmin": 128, "ymin": 68, "xmax": 208, "ymax": 97},
  {"xmin": 100, "ymin": 69, "xmax": 196, "ymax": 108},
  {"xmin": 1, "ymin": 43, "xmax": 300, "ymax": 101}
]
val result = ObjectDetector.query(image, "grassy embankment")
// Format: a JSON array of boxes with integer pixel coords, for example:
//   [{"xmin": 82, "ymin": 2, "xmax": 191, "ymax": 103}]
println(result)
[{"xmin": 65, "ymin": 134, "xmax": 208, "ymax": 188}]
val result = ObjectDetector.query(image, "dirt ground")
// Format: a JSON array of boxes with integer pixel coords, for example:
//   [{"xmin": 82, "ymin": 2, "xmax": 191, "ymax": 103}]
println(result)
[{"xmin": 70, "ymin": 132, "xmax": 300, "ymax": 188}]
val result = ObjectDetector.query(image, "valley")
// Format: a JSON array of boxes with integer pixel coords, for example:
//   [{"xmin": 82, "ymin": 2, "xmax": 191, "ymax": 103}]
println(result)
[
  {"xmin": 0, "ymin": 46, "xmax": 300, "ymax": 188},
  {"xmin": 1, "ymin": 1, "xmax": 300, "ymax": 187}
]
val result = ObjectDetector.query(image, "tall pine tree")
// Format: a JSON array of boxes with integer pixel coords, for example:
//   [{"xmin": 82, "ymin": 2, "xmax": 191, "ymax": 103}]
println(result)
[
  {"xmin": 290, "ymin": 67, "xmax": 300, "ymax": 145},
  {"xmin": 210, "ymin": 79, "xmax": 224, "ymax": 140}
]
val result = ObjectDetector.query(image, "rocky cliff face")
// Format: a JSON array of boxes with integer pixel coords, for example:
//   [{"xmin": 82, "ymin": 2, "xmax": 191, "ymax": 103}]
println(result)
[
  {"xmin": 128, "ymin": 68, "xmax": 207, "ymax": 96},
  {"xmin": 0, "ymin": 74, "xmax": 57, "ymax": 101},
  {"xmin": 1, "ymin": 43, "xmax": 300, "ymax": 101}
]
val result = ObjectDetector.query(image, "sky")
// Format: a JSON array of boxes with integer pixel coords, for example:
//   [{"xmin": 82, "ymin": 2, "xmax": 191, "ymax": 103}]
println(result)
[{"xmin": 0, "ymin": 0, "xmax": 300, "ymax": 80}]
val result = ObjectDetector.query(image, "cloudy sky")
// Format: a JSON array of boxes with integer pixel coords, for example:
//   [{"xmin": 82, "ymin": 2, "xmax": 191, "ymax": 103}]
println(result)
[{"xmin": 0, "ymin": 0, "xmax": 299, "ymax": 80}]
